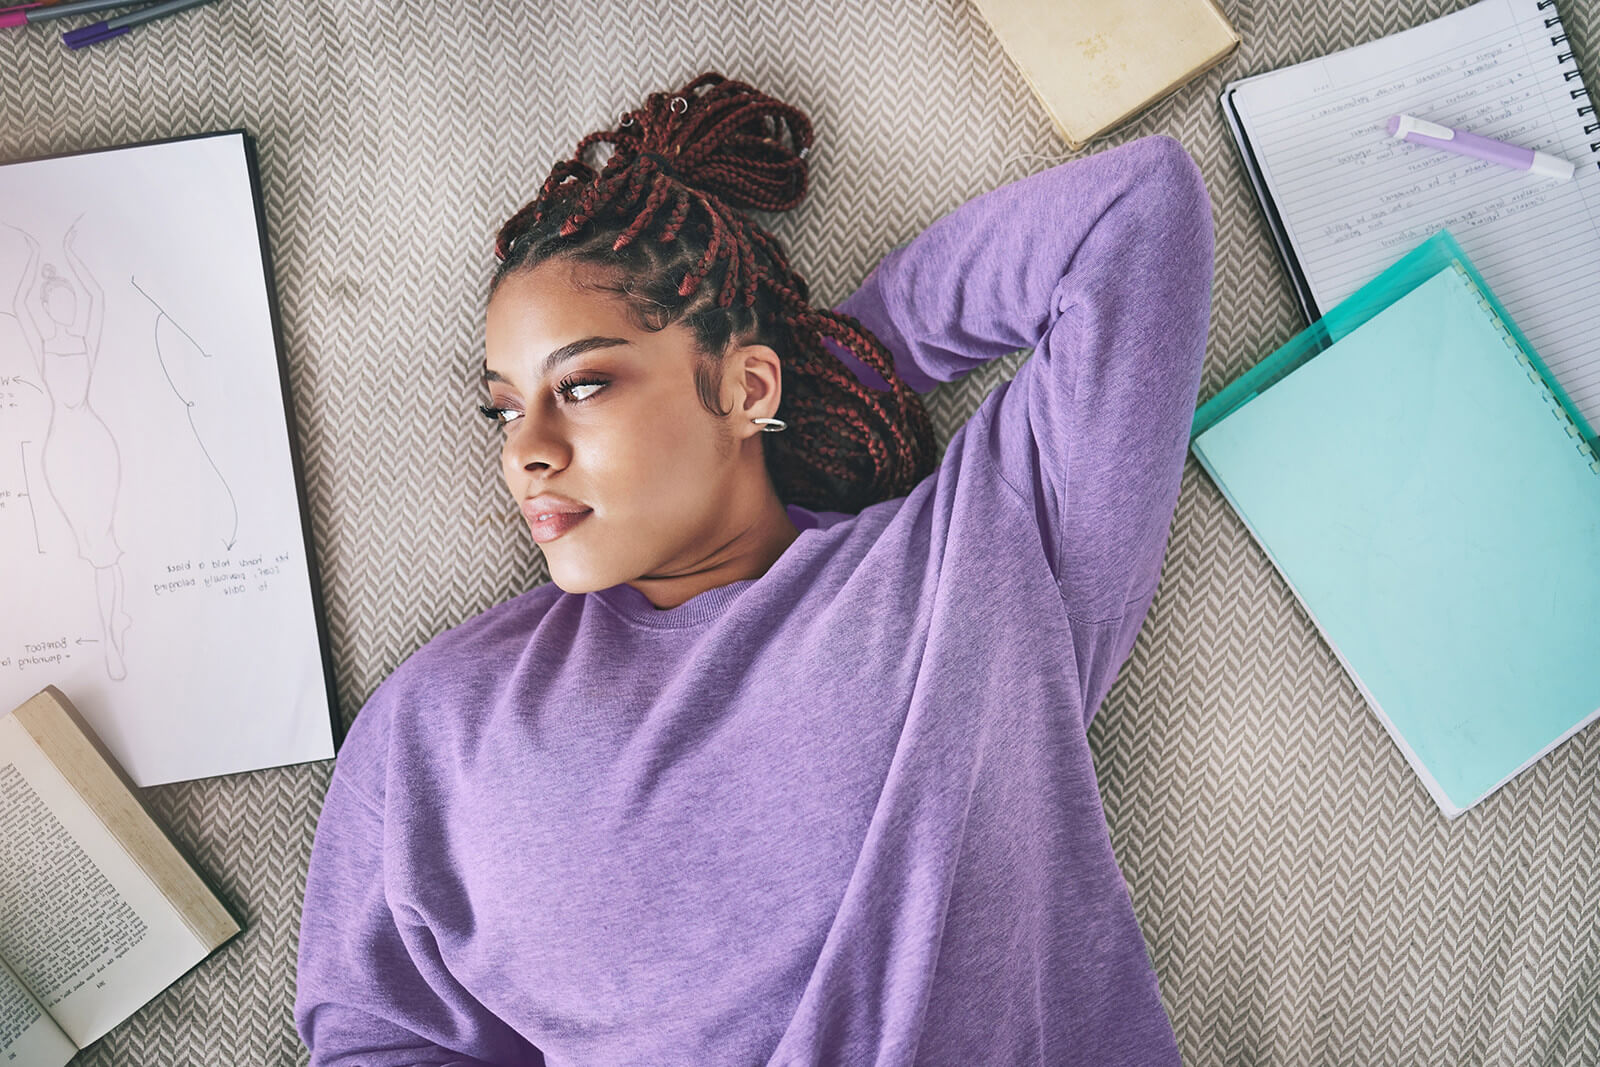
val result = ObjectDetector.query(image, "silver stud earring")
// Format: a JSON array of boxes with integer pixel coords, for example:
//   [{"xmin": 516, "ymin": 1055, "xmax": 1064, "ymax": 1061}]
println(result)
[{"xmin": 752, "ymin": 417, "xmax": 787, "ymax": 432}]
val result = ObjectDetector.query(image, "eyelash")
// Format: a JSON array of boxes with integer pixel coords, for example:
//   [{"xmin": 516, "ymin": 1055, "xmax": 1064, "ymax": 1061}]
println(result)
[{"xmin": 478, "ymin": 374, "xmax": 609, "ymax": 425}]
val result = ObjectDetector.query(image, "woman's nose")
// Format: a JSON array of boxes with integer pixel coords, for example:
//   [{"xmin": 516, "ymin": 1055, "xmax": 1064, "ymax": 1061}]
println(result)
[{"xmin": 505, "ymin": 414, "xmax": 569, "ymax": 473}]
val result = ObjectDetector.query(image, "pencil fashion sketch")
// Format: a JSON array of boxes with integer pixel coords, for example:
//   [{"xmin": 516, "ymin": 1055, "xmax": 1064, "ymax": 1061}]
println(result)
[{"xmin": 4, "ymin": 218, "xmax": 132, "ymax": 681}]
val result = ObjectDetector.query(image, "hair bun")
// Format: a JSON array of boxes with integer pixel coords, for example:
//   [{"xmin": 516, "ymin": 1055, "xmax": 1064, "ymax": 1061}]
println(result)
[{"xmin": 602, "ymin": 71, "xmax": 814, "ymax": 214}]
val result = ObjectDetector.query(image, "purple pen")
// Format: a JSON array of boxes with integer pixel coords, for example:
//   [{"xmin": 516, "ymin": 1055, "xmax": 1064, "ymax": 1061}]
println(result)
[
  {"xmin": 62, "ymin": 0, "xmax": 217, "ymax": 48},
  {"xmin": 1387, "ymin": 113, "xmax": 1575, "ymax": 181}
]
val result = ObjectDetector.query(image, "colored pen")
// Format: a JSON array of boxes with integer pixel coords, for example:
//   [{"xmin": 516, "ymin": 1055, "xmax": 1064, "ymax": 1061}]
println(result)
[
  {"xmin": 0, "ymin": 0, "xmax": 144, "ymax": 29},
  {"xmin": 62, "ymin": 0, "xmax": 217, "ymax": 48},
  {"xmin": 0, "ymin": 0, "xmax": 94, "ymax": 11},
  {"xmin": 1386, "ymin": 113, "xmax": 1575, "ymax": 181}
]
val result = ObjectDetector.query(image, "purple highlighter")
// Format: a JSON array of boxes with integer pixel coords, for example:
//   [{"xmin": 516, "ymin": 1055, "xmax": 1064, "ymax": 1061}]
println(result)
[{"xmin": 1387, "ymin": 113, "xmax": 1575, "ymax": 181}]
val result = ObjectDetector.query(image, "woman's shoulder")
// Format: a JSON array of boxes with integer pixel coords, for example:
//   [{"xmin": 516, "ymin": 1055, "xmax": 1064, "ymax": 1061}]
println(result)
[
  {"xmin": 333, "ymin": 582, "xmax": 568, "ymax": 789},
  {"xmin": 399, "ymin": 581, "xmax": 568, "ymax": 678},
  {"xmin": 354, "ymin": 583, "xmax": 563, "ymax": 712}
]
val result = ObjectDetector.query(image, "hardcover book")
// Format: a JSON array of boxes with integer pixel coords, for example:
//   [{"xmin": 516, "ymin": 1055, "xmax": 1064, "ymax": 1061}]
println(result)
[
  {"xmin": 971, "ymin": 0, "xmax": 1240, "ymax": 149},
  {"xmin": 0, "ymin": 686, "xmax": 242, "ymax": 1065}
]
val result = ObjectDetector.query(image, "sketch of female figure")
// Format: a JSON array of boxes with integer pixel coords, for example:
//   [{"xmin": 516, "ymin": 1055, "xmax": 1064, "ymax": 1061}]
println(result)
[{"xmin": 5, "ymin": 218, "xmax": 132, "ymax": 680}]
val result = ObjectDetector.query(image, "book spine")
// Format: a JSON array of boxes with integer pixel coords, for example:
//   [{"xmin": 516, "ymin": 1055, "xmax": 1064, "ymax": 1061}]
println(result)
[
  {"xmin": 1538, "ymin": 0, "xmax": 1599, "ymax": 174},
  {"xmin": 1457, "ymin": 261, "xmax": 1600, "ymax": 475}
]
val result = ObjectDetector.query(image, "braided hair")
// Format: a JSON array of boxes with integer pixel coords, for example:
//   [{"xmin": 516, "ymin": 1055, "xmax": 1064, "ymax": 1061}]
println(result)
[{"xmin": 490, "ymin": 71, "xmax": 937, "ymax": 515}]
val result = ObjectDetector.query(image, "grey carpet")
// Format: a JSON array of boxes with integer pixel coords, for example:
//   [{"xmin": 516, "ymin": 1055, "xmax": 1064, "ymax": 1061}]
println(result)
[{"xmin": 2, "ymin": 0, "xmax": 1597, "ymax": 1064}]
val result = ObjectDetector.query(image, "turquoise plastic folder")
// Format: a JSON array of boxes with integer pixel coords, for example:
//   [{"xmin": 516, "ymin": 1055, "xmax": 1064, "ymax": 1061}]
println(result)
[{"xmin": 1190, "ymin": 230, "xmax": 1600, "ymax": 818}]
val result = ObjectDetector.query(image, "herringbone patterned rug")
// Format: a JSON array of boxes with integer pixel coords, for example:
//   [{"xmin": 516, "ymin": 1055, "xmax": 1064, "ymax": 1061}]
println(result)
[{"xmin": 3, "ymin": 1, "xmax": 1597, "ymax": 1064}]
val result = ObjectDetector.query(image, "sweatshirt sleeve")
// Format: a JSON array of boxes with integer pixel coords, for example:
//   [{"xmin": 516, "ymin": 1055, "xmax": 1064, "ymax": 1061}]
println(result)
[
  {"xmin": 832, "ymin": 135, "xmax": 1214, "ymax": 725},
  {"xmin": 294, "ymin": 698, "xmax": 544, "ymax": 1066}
]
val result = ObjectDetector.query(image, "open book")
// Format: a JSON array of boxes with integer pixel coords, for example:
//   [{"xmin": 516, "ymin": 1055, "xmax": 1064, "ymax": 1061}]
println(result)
[{"xmin": 0, "ymin": 687, "xmax": 241, "ymax": 1065}]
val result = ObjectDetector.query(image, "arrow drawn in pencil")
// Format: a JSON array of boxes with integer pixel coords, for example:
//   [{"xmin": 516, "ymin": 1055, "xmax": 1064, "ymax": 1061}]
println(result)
[{"xmin": 130, "ymin": 276, "xmax": 239, "ymax": 551}]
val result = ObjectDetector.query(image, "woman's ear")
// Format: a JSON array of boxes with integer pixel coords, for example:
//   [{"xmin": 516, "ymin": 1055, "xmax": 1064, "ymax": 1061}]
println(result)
[{"xmin": 732, "ymin": 343, "xmax": 783, "ymax": 429}]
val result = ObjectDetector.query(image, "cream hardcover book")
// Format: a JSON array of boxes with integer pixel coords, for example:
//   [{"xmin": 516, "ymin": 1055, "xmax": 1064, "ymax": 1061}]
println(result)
[
  {"xmin": 0, "ymin": 686, "xmax": 241, "ymax": 1066},
  {"xmin": 971, "ymin": 0, "xmax": 1241, "ymax": 149}
]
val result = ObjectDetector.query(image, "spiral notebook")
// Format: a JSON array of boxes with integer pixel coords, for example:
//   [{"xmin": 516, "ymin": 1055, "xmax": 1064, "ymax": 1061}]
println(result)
[
  {"xmin": 1220, "ymin": 0, "xmax": 1600, "ymax": 434},
  {"xmin": 1191, "ymin": 230, "xmax": 1600, "ymax": 819}
]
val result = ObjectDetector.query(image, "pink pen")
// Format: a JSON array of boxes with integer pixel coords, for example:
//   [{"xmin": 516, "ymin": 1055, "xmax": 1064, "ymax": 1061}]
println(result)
[
  {"xmin": 0, "ymin": 3, "xmax": 42, "ymax": 28},
  {"xmin": 1387, "ymin": 113, "xmax": 1575, "ymax": 181}
]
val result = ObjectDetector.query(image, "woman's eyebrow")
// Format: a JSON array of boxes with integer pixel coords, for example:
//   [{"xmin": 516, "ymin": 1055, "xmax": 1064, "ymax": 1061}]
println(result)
[{"xmin": 482, "ymin": 336, "xmax": 633, "ymax": 383}]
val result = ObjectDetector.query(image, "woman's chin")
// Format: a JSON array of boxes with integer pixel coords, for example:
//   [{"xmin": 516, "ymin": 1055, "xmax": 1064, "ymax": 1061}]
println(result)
[{"xmin": 541, "ymin": 555, "xmax": 621, "ymax": 596}]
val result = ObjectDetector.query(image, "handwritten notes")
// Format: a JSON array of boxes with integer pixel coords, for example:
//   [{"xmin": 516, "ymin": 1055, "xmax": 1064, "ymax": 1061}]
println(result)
[{"xmin": 1232, "ymin": 0, "xmax": 1600, "ymax": 431}]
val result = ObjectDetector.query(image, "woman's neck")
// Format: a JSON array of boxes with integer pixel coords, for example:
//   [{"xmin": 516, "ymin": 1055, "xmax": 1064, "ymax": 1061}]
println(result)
[{"xmin": 627, "ymin": 490, "xmax": 800, "ymax": 611}]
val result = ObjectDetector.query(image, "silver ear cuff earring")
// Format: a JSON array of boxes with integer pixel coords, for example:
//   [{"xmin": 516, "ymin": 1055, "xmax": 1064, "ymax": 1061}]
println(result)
[{"xmin": 752, "ymin": 417, "xmax": 787, "ymax": 432}]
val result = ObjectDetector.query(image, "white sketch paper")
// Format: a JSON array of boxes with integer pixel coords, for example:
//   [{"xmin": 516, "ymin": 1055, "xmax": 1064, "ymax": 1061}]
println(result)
[{"xmin": 0, "ymin": 133, "xmax": 335, "ymax": 787}]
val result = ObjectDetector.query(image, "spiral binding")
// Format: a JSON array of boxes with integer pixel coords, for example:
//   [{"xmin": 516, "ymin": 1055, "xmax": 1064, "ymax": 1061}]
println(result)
[
  {"xmin": 1536, "ymin": 0, "xmax": 1600, "ymax": 170},
  {"xmin": 1455, "ymin": 262, "xmax": 1600, "ymax": 475}
]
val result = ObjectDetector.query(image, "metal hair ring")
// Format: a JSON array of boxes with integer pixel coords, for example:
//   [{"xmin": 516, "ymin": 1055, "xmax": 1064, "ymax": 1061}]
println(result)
[
  {"xmin": 619, "ymin": 113, "xmax": 634, "ymax": 126},
  {"xmin": 670, "ymin": 96, "xmax": 688, "ymax": 114}
]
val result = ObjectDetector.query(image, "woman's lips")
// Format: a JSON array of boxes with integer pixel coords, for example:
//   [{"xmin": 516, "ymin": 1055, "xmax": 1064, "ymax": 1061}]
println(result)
[{"xmin": 522, "ymin": 504, "xmax": 593, "ymax": 544}]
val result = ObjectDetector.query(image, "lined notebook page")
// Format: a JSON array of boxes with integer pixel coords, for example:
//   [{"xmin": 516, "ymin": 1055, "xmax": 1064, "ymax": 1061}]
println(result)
[{"xmin": 1231, "ymin": 0, "xmax": 1600, "ymax": 431}]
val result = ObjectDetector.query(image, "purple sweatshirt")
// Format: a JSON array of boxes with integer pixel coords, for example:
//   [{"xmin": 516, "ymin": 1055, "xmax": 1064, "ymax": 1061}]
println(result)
[{"xmin": 295, "ymin": 134, "xmax": 1214, "ymax": 1066}]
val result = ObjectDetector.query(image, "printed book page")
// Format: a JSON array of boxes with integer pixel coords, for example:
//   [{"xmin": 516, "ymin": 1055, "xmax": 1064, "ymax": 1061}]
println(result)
[
  {"xmin": 0, "ymin": 132, "xmax": 334, "ymax": 786},
  {"xmin": 0, "ymin": 955, "xmax": 75, "ymax": 1067},
  {"xmin": 1231, "ymin": 0, "xmax": 1600, "ymax": 431},
  {"xmin": 0, "ymin": 714, "xmax": 209, "ymax": 1050}
]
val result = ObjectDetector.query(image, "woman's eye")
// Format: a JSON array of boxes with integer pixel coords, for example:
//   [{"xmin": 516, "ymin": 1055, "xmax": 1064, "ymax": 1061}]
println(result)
[
  {"xmin": 477, "ymin": 404, "xmax": 523, "ymax": 425},
  {"xmin": 558, "ymin": 377, "xmax": 607, "ymax": 403},
  {"xmin": 478, "ymin": 377, "xmax": 605, "ymax": 427}
]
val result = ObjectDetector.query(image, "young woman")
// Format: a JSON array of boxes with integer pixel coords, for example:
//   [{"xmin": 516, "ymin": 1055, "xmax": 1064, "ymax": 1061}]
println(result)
[{"xmin": 295, "ymin": 72, "xmax": 1214, "ymax": 1066}]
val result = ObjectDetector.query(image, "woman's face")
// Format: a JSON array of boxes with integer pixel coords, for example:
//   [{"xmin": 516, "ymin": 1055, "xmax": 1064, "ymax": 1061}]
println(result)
[
  {"xmin": 483, "ymin": 258, "xmax": 779, "ymax": 597},
  {"xmin": 44, "ymin": 281, "xmax": 76, "ymax": 327}
]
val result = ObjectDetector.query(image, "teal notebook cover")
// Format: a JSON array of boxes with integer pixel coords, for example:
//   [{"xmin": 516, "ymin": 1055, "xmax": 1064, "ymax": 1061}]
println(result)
[{"xmin": 1191, "ymin": 232, "xmax": 1600, "ymax": 818}]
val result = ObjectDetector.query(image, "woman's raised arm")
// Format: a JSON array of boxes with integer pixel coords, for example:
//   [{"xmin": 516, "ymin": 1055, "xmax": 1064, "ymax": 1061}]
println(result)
[
  {"xmin": 834, "ymin": 135, "xmax": 1215, "ymax": 723},
  {"xmin": 61, "ymin": 217, "xmax": 104, "ymax": 364},
  {"xmin": 5, "ymin": 225, "xmax": 47, "ymax": 376}
]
